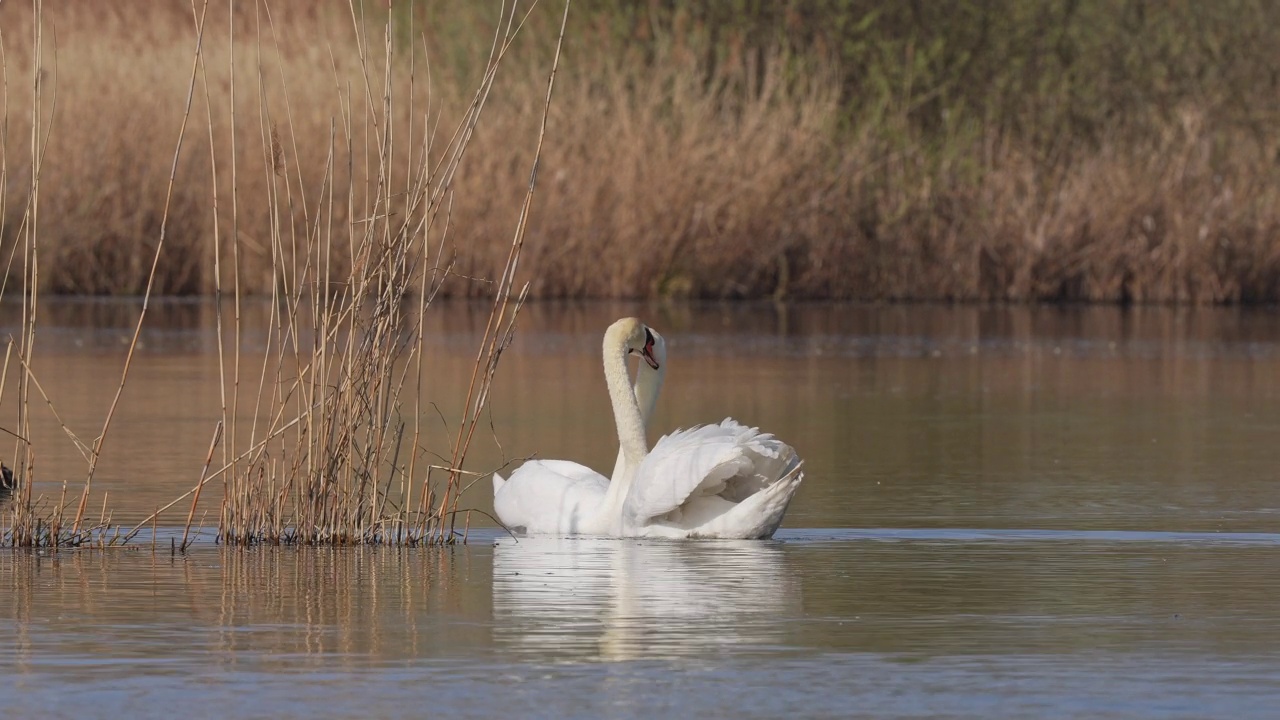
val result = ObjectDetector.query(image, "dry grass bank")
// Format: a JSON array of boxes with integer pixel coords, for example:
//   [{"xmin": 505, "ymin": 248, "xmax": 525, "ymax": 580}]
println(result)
[
  {"xmin": 2, "ymin": 2, "xmax": 421, "ymax": 295},
  {"xmin": 1, "ymin": 1, "xmax": 1279, "ymax": 304}
]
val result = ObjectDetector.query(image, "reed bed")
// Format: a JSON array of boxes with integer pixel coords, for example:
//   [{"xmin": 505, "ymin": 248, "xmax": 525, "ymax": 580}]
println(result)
[
  {"xmin": 1, "ymin": 0, "xmax": 567, "ymax": 547},
  {"xmin": 201, "ymin": 0, "xmax": 564, "ymax": 546},
  {"xmin": 2, "ymin": 1, "xmax": 1279, "ymax": 303}
]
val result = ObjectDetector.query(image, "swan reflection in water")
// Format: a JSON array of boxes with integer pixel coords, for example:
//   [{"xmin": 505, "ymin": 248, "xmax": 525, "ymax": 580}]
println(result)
[{"xmin": 492, "ymin": 537, "xmax": 800, "ymax": 661}]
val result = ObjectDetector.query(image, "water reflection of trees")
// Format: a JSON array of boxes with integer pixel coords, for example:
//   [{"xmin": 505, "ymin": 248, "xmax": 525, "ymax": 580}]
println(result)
[{"xmin": 790, "ymin": 539, "xmax": 1280, "ymax": 657}]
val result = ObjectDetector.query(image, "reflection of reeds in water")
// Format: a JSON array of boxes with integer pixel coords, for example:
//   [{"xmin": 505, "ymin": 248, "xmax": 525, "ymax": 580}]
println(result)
[
  {"xmin": 211, "ymin": 546, "xmax": 491, "ymax": 659},
  {"xmin": 492, "ymin": 538, "xmax": 801, "ymax": 661},
  {"xmin": 0, "ymin": 2, "xmax": 571, "ymax": 546},
  {"xmin": 0, "ymin": 545, "xmax": 492, "ymax": 666}
]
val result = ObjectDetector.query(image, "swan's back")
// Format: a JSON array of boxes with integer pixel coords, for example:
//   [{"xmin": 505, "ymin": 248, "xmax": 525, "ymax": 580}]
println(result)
[{"xmin": 493, "ymin": 460, "xmax": 609, "ymax": 535}]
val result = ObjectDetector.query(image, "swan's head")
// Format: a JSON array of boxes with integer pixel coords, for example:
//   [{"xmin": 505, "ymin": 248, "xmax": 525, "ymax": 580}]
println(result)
[{"xmin": 607, "ymin": 317, "xmax": 662, "ymax": 370}]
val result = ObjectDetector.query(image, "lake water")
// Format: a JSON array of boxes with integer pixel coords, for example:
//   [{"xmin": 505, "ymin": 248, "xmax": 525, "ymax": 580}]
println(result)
[{"xmin": 2, "ymin": 300, "xmax": 1279, "ymax": 718}]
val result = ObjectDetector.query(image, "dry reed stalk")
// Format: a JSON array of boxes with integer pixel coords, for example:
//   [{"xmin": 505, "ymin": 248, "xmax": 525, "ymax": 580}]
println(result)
[
  {"xmin": 433, "ymin": 0, "xmax": 571, "ymax": 542},
  {"xmin": 190, "ymin": 0, "xmax": 568, "ymax": 546},
  {"xmin": 181, "ymin": 419, "xmax": 224, "ymax": 550},
  {"xmin": 3, "ymin": 0, "xmax": 52, "ymax": 547},
  {"xmin": 0, "ymin": 1, "xmax": 242, "ymax": 547},
  {"xmin": 68, "ymin": 0, "xmax": 211, "ymax": 537}
]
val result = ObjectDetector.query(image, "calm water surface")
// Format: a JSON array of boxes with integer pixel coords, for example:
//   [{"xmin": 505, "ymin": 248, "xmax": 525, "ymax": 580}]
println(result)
[{"xmin": 2, "ymin": 300, "xmax": 1279, "ymax": 718}]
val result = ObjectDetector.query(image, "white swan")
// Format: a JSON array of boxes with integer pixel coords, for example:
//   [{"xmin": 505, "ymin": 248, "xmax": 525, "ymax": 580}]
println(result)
[
  {"xmin": 492, "ymin": 318, "xmax": 659, "ymax": 536},
  {"xmin": 492, "ymin": 317, "xmax": 803, "ymax": 539}
]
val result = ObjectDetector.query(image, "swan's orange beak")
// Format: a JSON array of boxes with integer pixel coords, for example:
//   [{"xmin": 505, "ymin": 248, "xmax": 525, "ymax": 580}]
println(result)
[{"xmin": 641, "ymin": 330, "xmax": 660, "ymax": 370}]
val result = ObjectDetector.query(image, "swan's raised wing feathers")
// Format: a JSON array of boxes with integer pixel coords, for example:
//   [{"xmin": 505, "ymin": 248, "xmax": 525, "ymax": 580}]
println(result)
[{"xmin": 623, "ymin": 418, "xmax": 799, "ymax": 526}]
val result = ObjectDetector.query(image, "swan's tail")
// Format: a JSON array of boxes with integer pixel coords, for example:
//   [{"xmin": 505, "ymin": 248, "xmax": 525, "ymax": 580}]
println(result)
[
  {"xmin": 686, "ymin": 461, "xmax": 803, "ymax": 535},
  {"xmin": 754, "ymin": 462, "xmax": 804, "ymax": 537},
  {"xmin": 492, "ymin": 472, "xmax": 506, "ymax": 497}
]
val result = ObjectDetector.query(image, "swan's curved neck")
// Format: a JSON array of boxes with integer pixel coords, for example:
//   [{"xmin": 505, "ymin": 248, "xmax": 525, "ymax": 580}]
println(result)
[
  {"xmin": 603, "ymin": 340, "xmax": 648, "ymax": 470},
  {"xmin": 634, "ymin": 357, "xmax": 666, "ymax": 428},
  {"xmin": 596, "ymin": 321, "xmax": 663, "ymax": 532},
  {"xmin": 609, "ymin": 356, "xmax": 666, "ymax": 481}
]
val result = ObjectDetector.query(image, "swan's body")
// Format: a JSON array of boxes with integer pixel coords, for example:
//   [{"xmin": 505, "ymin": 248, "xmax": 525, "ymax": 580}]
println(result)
[
  {"xmin": 492, "ymin": 317, "xmax": 803, "ymax": 539},
  {"xmin": 490, "ymin": 459, "xmax": 609, "ymax": 535}
]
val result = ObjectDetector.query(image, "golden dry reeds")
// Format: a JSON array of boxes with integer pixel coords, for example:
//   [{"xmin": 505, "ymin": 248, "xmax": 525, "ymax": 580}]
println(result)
[
  {"xmin": 199, "ymin": 0, "xmax": 567, "ymax": 546},
  {"xmin": 2, "ymin": 0, "xmax": 570, "ymax": 547},
  {"xmin": 0, "ymin": 2, "xmax": 1278, "ymax": 303}
]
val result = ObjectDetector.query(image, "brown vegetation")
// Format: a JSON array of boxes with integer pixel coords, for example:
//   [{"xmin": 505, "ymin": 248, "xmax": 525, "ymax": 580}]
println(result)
[
  {"xmin": 0, "ymin": 2, "xmax": 1277, "ymax": 303},
  {"xmin": 2, "ymin": 0, "xmax": 562, "ymax": 546}
]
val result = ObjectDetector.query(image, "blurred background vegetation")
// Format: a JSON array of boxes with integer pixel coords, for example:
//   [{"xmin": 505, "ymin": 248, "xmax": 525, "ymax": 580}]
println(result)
[
  {"xmin": 3, "ymin": 0, "xmax": 1279, "ymax": 302},
  {"xmin": 554, "ymin": 0, "xmax": 1280, "ymax": 152}
]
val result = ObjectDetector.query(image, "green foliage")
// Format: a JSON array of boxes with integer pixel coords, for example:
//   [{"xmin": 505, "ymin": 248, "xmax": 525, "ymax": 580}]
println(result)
[
  {"xmin": 564, "ymin": 1, "xmax": 1280, "ymax": 157},
  {"xmin": 383, "ymin": 0, "xmax": 1280, "ymax": 159}
]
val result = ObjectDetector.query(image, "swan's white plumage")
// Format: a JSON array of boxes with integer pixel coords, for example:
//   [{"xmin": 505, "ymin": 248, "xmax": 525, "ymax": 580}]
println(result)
[
  {"xmin": 622, "ymin": 418, "xmax": 803, "ymax": 539},
  {"xmin": 492, "ymin": 460, "xmax": 607, "ymax": 535},
  {"xmin": 491, "ymin": 317, "xmax": 804, "ymax": 540}
]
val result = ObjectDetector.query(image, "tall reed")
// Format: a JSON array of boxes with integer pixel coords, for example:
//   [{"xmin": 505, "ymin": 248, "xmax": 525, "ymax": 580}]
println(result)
[
  {"xmin": 201, "ymin": 0, "xmax": 568, "ymax": 546},
  {"xmin": 0, "ymin": 0, "xmax": 87, "ymax": 547},
  {"xmin": 2, "ymin": 0, "xmax": 569, "ymax": 547}
]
